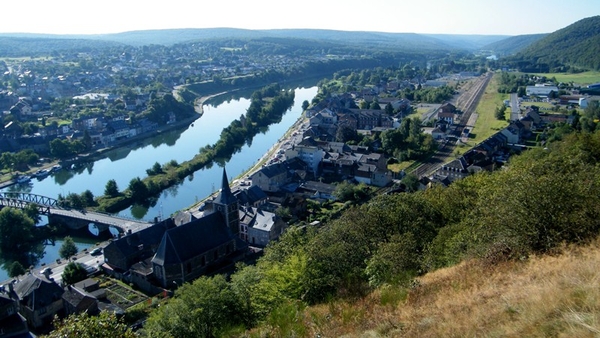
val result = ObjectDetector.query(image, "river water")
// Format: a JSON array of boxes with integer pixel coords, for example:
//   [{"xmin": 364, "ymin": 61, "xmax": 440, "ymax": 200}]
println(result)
[{"xmin": 0, "ymin": 84, "xmax": 318, "ymax": 281}]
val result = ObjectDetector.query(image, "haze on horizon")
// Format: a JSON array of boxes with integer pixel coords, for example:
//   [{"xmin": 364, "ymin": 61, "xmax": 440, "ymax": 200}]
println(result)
[{"xmin": 1, "ymin": 0, "xmax": 598, "ymax": 37}]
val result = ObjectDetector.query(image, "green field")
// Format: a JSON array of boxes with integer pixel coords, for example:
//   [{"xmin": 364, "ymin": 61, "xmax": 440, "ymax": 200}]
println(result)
[
  {"xmin": 527, "ymin": 71, "xmax": 600, "ymax": 85},
  {"xmin": 467, "ymin": 73, "xmax": 510, "ymax": 146}
]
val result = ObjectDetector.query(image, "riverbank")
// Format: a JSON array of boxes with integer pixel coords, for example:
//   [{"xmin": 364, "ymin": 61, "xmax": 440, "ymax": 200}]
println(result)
[
  {"xmin": 0, "ymin": 91, "xmax": 236, "ymax": 190},
  {"xmin": 188, "ymin": 108, "xmax": 309, "ymax": 214}
]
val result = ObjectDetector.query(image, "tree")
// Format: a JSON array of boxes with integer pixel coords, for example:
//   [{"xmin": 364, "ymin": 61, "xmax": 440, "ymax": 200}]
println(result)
[
  {"xmin": 62, "ymin": 262, "xmax": 88, "ymax": 285},
  {"xmin": 104, "ymin": 179, "xmax": 119, "ymax": 197},
  {"xmin": 335, "ymin": 124, "xmax": 358, "ymax": 143},
  {"xmin": 144, "ymin": 275, "xmax": 241, "ymax": 337},
  {"xmin": 302, "ymin": 100, "xmax": 309, "ymax": 111},
  {"xmin": 495, "ymin": 105, "xmax": 506, "ymax": 120},
  {"xmin": 0, "ymin": 208, "xmax": 36, "ymax": 254},
  {"xmin": 81, "ymin": 190, "xmax": 95, "ymax": 207},
  {"xmin": 127, "ymin": 177, "xmax": 149, "ymax": 203},
  {"xmin": 48, "ymin": 311, "xmax": 136, "ymax": 338},
  {"xmin": 401, "ymin": 173, "xmax": 420, "ymax": 192},
  {"xmin": 59, "ymin": 236, "xmax": 78, "ymax": 259},
  {"xmin": 8, "ymin": 261, "xmax": 25, "ymax": 278}
]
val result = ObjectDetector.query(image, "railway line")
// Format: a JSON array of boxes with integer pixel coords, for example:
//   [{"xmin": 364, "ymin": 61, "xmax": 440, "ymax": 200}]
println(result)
[{"xmin": 411, "ymin": 72, "xmax": 493, "ymax": 178}]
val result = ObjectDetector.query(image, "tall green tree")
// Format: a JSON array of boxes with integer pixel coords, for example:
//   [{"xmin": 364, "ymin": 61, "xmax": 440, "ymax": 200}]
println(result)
[
  {"xmin": 62, "ymin": 262, "xmax": 88, "ymax": 285},
  {"xmin": 144, "ymin": 275, "xmax": 242, "ymax": 337},
  {"xmin": 0, "ymin": 208, "xmax": 35, "ymax": 254},
  {"xmin": 104, "ymin": 179, "xmax": 119, "ymax": 197},
  {"xmin": 8, "ymin": 261, "xmax": 26, "ymax": 278},
  {"xmin": 128, "ymin": 177, "xmax": 149, "ymax": 203},
  {"xmin": 59, "ymin": 236, "xmax": 78, "ymax": 259}
]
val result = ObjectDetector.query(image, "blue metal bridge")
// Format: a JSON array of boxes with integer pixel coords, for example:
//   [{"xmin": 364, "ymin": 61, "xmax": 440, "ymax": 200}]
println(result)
[{"xmin": 0, "ymin": 192, "xmax": 153, "ymax": 234}]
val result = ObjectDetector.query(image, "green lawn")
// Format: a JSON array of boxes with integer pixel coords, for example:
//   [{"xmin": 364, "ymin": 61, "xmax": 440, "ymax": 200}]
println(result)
[
  {"xmin": 467, "ymin": 73, "xmax": 510, "ymax": 146},
  {"xmin": 527, "ymin": 71, "xmax": 600, "ymax": 86}
]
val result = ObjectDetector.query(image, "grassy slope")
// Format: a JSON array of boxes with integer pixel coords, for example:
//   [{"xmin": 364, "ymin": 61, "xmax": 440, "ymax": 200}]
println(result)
[{"xmin": 250, "ymin": 238, "xmax": 600, "ymax": 337}]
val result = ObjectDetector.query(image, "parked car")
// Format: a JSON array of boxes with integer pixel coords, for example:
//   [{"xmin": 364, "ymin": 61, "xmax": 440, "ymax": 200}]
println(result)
[{"xmin": 90, "ymin": 247, "xmax": 102, "ymax": 256}]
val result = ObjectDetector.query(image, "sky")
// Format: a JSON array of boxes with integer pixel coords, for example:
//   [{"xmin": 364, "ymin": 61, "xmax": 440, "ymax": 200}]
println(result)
[{"xmin": 1, "ymin": 0, "xmax": 598, "ymax": 36}]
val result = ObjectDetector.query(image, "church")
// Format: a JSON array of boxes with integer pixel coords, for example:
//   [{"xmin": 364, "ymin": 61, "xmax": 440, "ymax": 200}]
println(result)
[{"xmin": 150, "ymin": 168, "xmax": 247, "ymax": 288}]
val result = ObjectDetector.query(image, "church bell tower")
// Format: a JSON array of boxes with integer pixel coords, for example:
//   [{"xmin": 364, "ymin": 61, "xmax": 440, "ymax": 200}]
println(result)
[{"xmin": 213, "ymin": 167, "xmax": 240, "ymax": 235}]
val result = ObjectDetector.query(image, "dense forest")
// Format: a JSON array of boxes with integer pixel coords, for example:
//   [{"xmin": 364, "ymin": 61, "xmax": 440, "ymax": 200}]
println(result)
[
  {"xmin": 480, "ymin": 33, "xmax": 546, "ymax": 56},
  {"xmin": 505, "ymin": 15, "xmax": 600, "ymax": 72}
]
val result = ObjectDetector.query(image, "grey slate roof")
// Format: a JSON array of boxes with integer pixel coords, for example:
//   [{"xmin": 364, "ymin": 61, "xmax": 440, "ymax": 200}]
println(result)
[
  {"xmin": 152, "ymin": 212, "xmax": 235, "ymax": 266},
  {"xmin": 13, "ymin": 274, "xmax": 64, "ymax": 310},
  {"xmin": 105, "ymin": 219, "xmax": 174, "ymax": 261}
]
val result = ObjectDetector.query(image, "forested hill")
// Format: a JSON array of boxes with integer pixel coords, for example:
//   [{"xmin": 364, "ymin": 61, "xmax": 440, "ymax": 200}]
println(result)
[
  {"xmin": 0, "ymin": 36, "xmax": 124, "ymax": 57},
  {"xmin": 509, "ymin": 15, "xmax": 600, "ymax": 71},
  {"xmin": 481, "ymin": 33, "xmax": 547, "ymax": 56}
]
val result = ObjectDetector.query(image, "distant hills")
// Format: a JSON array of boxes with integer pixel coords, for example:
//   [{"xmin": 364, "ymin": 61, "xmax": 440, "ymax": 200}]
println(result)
[
  {"xmin": 1, "ymin": 16, "xmax": 598, "ymax": 69},
  {"xmin": 0, "ymin": 28, "xmax": 511, "ymax": 56},
  {"xmin": 508, "ymin": 15, "xmax": 600, "ymax": 71},
  {"xmin": 481, "ymin": 34, "xmax": 547, "ymax": 56}
]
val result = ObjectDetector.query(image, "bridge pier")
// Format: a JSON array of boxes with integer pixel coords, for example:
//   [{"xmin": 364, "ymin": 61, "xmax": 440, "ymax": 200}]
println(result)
[{"xmin": 48, "ymin": 214, "xmax": 116, "ymax": 237}]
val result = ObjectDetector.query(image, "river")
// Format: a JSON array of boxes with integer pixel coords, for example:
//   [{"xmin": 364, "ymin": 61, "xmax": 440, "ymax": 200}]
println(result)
[{"xmin": 0, "ymin": 84, "xmax": 318, "ymax": 281}]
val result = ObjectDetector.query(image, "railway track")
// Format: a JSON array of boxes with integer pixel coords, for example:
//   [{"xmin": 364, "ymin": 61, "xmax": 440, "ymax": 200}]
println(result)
[{"xmin": 411, "ymin": 72, "xmax": 493, "ymax": 178}]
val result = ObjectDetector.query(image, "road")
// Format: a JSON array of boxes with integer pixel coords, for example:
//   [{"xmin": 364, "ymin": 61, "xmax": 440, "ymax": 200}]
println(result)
[
  {"xmin": 46, "ymin": 251, "xmax": 105, "ymax": 285},
  {"xmin": 510, "ymin": 93, "xmax": 521, "ymax": 121}
]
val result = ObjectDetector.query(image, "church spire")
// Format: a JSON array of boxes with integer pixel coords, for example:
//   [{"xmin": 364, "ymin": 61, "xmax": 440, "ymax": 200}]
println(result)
[
  {"xmin": 221, "ymin": 167, "xmax": 232, "ymax": 196},
  {"xmin": 214, "ymin": 167, "xmax": 237, "ymax": 206}
]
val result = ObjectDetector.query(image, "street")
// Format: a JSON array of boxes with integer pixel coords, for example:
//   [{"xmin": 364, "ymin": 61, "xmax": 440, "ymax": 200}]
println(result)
[{"xmin": 510, "ymin": 93, "xmax": 521, "ymax": 121}]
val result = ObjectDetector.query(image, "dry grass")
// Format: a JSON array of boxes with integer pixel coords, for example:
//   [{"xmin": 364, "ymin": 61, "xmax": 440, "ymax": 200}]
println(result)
[{"xmin": 249, "ymin": 238, "xmax": 600, "ymax": 337}]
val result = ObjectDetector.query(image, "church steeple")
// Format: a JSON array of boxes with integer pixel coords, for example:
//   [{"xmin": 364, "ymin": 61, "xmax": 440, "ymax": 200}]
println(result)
[{"xmin": 213, "ymin": 167, "xmax": 239, "ymax": 235}]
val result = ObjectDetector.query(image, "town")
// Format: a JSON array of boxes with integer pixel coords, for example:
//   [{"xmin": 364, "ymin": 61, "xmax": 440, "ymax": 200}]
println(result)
[{"xmin": 0, "ymin": 20, "xmax": 599, "ymax": 336}]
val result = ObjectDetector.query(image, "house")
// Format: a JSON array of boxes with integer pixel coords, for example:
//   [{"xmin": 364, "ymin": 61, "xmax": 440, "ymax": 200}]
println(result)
[
  {"xmin": 233, "ymin": 185, "xmax": 268, "ymax": 208},
  {"xmin": 500, "ymin": 120, "xmax": 527, "ymax": 144},
  {"xmin": 238, "ymin": 206, "xmax": 286, "ymax": 247},
  {"xmin": 62, "ymin": 285, "xmax": 99, "ymax": 317},
  {"xmin": 105, "ymin": 120, "xmax": 130, "ymax": 141},
  {"xmin": 298, "ymin": 181, "xmax": 337, "ymax": 201},
  {"xmin": 250, "ymin": 162, "xmax": 291, "ymax": 193},
  {"xmin": 436, "ymin": 102, "xmax": 457, "ymax": 124},
  {"xmin": 285, "ymin": 141, "xmax": 324, "ymax": 175},
  {"xmin": 151, "ymin": 168, "xmax": 246, "ymax": 288},
  {"xmin": 422, "ymin": 127, "xmax": 446, "ymax": 140},
  {"xmin": 11, "ymin": 273, "xmax": 64, "ymax": 329},
  {"xmin": 436, "ymin": 157, "xmax": 470, "ymax": 182},
  {"xmin": 0, "ymin": 290, "xmax": 28, "ymax": 337},
  {"xmin": 309, "ymin": 108, "xmax": 337, "ymax": 127}
]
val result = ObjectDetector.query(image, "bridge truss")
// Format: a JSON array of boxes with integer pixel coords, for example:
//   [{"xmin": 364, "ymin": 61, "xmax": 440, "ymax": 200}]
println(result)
[{"xmin": 0, "ymin": 192, "xmax": 60, "ymax": 214}]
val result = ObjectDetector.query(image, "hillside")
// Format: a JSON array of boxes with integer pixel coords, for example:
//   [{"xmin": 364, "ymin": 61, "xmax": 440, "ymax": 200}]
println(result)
[
  {"xmin": 0, "ymin": 28, "xmax": 507, "ymax": 53},
  {"xmin": 481, "ymin": 33, "xmax": 547, "ymax": 55},
  {"xmin": 250, "ymin": 238, "xmax": 600, "ymax": 337},
  {"xmin": 512, "ymin": 15, "xmax": 600, "ymax": 71},
  {"xmin": 423, "ymin": 33, "xmax": 509, "ymax": 51},
  {"xmin": 0, "ymin": 35, "xmax": 123, "ymax": 56}
]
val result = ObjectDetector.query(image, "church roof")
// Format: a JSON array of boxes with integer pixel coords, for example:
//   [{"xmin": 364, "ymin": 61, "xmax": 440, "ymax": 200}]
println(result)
[
  {"xmin": 152, "ymin": 212, "xmax": 235, "ymax": 266},
  {"xmin": 214, "ymin": 167, "xmax": 237, "ymax": 205}
]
